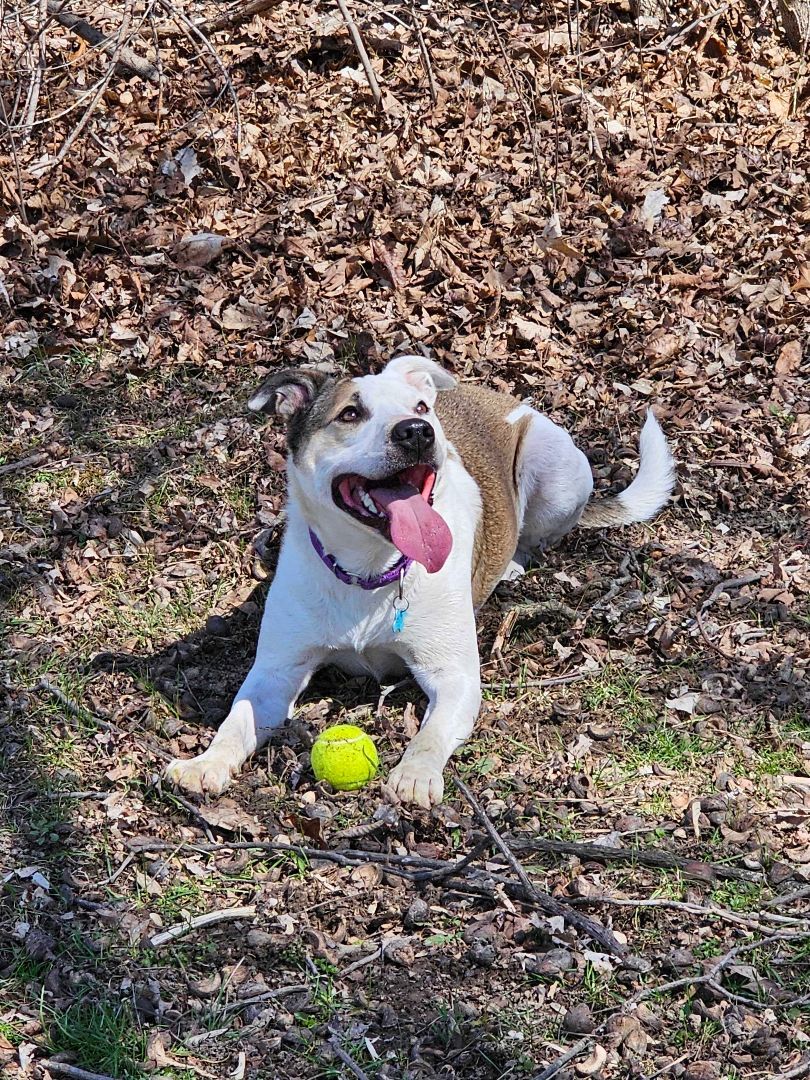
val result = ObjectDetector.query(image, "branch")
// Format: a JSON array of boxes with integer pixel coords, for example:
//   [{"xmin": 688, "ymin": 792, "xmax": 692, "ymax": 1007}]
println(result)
[
  {"xmin": 148, "ymin": 905, "xmax": 256, "ymax": 947},
  {"xmin": 531, "ymin": 1038, "xmax": 593, "ymax": 1080},
  {"xmin": 38, "ymin": 1062, "xmax": 117, "ymax": 1080},
  {"xmin": 200, "ymin": 0, "xmax": 284, "ymax": 34},
  {"xmin": 335, "ymin": 0, "xmax": 384, "ymax": 110},
  {"xmin": 508, "ymin": 834, "xmax": 763, "ymax": 884},
  {"xmin": 451, "ymin": 771, "xmax": 627, "ymax": 957},
  {"xmin": 46, "ymin": 0, "xmax": 160, "ymax": 83}
]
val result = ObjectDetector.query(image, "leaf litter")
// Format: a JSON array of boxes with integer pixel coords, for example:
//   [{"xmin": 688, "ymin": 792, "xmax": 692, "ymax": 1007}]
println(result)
[{"xmin": 1, "ymin": 0, "xmax": 809, "ymax": 1077}]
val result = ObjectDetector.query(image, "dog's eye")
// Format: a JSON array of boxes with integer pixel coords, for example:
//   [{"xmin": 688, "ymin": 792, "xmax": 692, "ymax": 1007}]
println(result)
[
  {"xmin": 414, "ymin": 401, "xmax": 429, "ymax": 415},
  {"xmin": 337, "ymin": 406, "xmax": 361, "ymax": 423}
]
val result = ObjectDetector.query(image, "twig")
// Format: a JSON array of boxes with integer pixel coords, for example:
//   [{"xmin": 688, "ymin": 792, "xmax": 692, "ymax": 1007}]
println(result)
[
  {"xmin": 149, "ymin": 905, "xmax": 256, "ymax": 947},
  {"xmin": 481, "ymin": 669, "xmax": 595, "ymax": 690},
  {"xmin": 773, "ymin": 1055, "xmax": 810, "ymax": 1079},
  {"xmin": 531, "ymin": 1038, "xmax": 592, "ymax": 1080},
  {"xmin": 199, "ymin": 0, "xmax": 284, "ymax": 34},
  {"xmin": 50, "ymin": 0, "xmax": 134, "ymax": 168},
  {"xmin": 700, "ymin": 572, "xmax": 765, "ymax": 612},
  {"xmin": 327, "ymin": 1028, "xmax": 373, "ymax": 1080},
  {"xmin": 336, "ymin": 0, "xmax": 383, "ymax": 109},
  {"xmin": 46, "ymin": 0, "xmax": 160, "ymax": 82},
  {"xmin": 451, "ymin": 770, "xmax": 626, "ymax": 956},
  {"xmin": 481, "ymin": 0, "xmax": 541, "ymax": 181},
  {"xmin": 507, "ymin": 834, "xmax": 763, "ymax": 883},
  {"xmin": 155, "ymin": 0, "xmax": 242, "ymax": 147},
  {"xmin": 626, "ymin": 929, "xmax": 810, "ymax": 1011},
  {"xmin": 0, "ymin": 451, "xmax": 48, "ymax": 477},
  {"xmin": 646, "ymin": 2, "xmax": 732, "ymax": 54},
  {"xmin": 567, "ymin": 895, "xmax": 806, "ymax": 930},
  {"xmin": 408, "ymin": 1, "xmax": 438, "ymax": 104},
  {"xmin": 339, "ymin": 946, "xmax": 383, "ymax": 978},
  {"xmin": 414, "ymin": 838, "xmax": 491, "ymax": 882},
  {"xmin": 764, "ymin": 886, "xmax": 810, "ymax": 908},
  {"xmin": 21, "ymin": 0, "xmax": 47, "ymax": 142},
  {"xmin": 219, "ymin": 983, "xmax": 310, "ymax": 1014},
  {"xmin": 38, "ymin": 1062, "xmax": 116, "ymax": 1080}
]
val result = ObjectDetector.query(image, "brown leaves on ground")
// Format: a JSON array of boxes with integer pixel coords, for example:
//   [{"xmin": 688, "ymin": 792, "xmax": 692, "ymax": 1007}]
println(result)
[{"xmin": 1, "ymin": 0, "xmax": 809, "ymax": 1078}]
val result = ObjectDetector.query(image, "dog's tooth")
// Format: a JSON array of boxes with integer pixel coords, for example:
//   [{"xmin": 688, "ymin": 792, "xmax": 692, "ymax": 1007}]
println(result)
[{"xmin": 360, "ymin": 490, "xmax": 378, "ymax": 515}]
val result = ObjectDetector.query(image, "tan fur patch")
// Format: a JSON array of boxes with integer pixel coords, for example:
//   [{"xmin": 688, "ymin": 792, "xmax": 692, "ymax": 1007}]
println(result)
[{"xmin": 435, "ymin": 385, "xmax": 530, "ymax": 606}]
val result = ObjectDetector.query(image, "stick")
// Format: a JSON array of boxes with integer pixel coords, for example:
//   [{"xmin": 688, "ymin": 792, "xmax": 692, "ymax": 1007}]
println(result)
[
  {"xmin": 0, "ymin": 451, "xmax": 48, "ymax": 477},
  {"xmin": 335, "ymin": 0, "xmax": 383, "ymax": 110},
  {"xmin": 480, "ymin": 0, "xmax": 541, "ymax": 181},
  {"xmin": 451, "ymin": 771, "xmax": 626, "ymax": 956},
  {"xmin": 531, "ymin": 1038, "xmax": 592, "ymax": 1080},
  {"xmin": 327, "ymin": 1028, "xmax": 373, "ymax": 1080},
  {"xmin": 46, "ymin": 0, "xmax": 160, "ymax": 82},
  {"xmin": 408, "ymin": 1, "xmax": 438, "ymax": 104},
  {"xmin": 200, "ymin": 0, "xmax": 284, "ymax": 34},
  {"xmin": 38, "ymin": 1062, "xmax": 117, "ymax": 1080},
  {"xmin": 567, "ymin": 895, "xmax": 805, "ymax": 930},
  {"xmin": 149, "ymin": 905, "xmax": 256, "ymax": 947},
  {"xmin": 155, "ymin": 0, "xmax": 242, "ymax": 147},
  {"xmin": 626, "ymin": 929, "xmax": 810, "ymax": 1011},
  {"xmin": 51, "ymin": 0, "xmax": 134, "ymax": 167},
  {"xmin": 773, "ymin": 1055, "xmax": 810, "ymax": 1080},
  {"xmin": 219, "ymin": 983, "xmax": 310, "ymax": 1014},
  {"xmin": 508, "ymin": 834, "xmax": 763, "ymax": 883}
]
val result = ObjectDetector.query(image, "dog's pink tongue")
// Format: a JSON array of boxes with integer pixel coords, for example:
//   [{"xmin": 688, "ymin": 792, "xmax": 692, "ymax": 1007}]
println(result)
[{"xmin": 370, "ymin": 482, "xmax": 452, "ymax": 573}]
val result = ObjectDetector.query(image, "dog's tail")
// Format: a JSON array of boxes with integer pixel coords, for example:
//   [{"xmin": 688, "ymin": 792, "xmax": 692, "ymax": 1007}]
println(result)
[{"xmin": 578, "ymin": 410, "xmax": 676, "ymax": 529}]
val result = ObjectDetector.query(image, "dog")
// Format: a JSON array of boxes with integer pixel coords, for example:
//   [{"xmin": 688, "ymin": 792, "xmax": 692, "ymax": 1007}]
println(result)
[{"xmin": 166, "ymin": 355, "xmax": 675, "ymax": 807}]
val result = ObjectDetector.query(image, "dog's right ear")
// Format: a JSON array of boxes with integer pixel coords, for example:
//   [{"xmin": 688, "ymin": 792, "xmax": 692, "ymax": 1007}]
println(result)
[{"xmin": 248, "ymin": 368, "xmax": 332, "ymax": 419}]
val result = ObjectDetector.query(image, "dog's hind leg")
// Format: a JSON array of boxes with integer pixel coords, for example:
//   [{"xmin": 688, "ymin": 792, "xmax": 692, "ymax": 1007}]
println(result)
[{"xmin": 513, "ymin": 409, "xmax": 594, "ymax": 562}]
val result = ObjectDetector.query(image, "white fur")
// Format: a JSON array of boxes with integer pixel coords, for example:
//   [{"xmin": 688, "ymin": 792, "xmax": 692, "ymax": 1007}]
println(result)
[
  {"xmin": 615, "ymin": 410, "xmax": 676, "ymax": 522},
  {"xmin": 166, "ymin": 365, "xmax": 673, "ymax": 808}
]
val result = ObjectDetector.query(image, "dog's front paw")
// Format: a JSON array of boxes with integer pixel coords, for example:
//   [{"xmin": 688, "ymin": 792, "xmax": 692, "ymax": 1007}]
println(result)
[
  {"xmin": 386, "ymin": 757, "xmax": 445, "ymax": 809},
  {"xmin": 165, "ymin": 751, "xmax": 237, "ymax": 796}
]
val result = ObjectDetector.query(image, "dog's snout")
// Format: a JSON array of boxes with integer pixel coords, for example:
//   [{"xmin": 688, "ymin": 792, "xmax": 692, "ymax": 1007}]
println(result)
[{"xmin": 391, "ymin": 418, "xmax": 435, "ymax": 458}]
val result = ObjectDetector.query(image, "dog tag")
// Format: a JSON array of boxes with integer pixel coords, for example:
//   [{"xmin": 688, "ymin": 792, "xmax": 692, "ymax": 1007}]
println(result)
[{"xmin": 392, "ymin": 599, "xmax": 408, "ymax": 634}]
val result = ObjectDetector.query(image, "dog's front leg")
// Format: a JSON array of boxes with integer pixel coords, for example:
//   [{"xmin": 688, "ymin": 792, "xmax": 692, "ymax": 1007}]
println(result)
[
  {"xmin": 165, "ymin": 630, "xmax": 317, "ymax": 794},
  {"xmin": 386, "ymin": 646, "xmax": 482, "ymax": 810}
]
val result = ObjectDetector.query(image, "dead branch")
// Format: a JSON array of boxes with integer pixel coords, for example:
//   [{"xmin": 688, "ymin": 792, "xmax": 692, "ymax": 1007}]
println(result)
[
  {"xmin": 326, "ymin": 1028, "xmax": 373, "ymax": 1080},
  {"xmin": 47, "ymin": 0, "xmax": 134, "ymax": 169},
  {"xmin": 155, "ymin": 0, "xmax": 242, "ymax": 146},
  {"xmin": 219, "ymin": 983, "xmax": 310, "ymax": 1014},
  {"xmin": 200, "ymin": 0, "xmax": 285, "ymax": 35},
  {"xmin": 149, "ymin": 905, "xmax": 256, "ymax": 947},
  {"xmin": 451, "ymin": 771, "xmax": 627, "ymax": 957},
  {"xmin": 335, "ymin": 0, "xmax": 384, "ymax": 110},
  {"xmin": 480, "ymin": 0, "xmax": 542, "ymax": 182},
  {"xmin": 46, "ymin": 0, "xmax": 160, "ymax": 83},
  {"xmin": 567, "ymin": 894, "xmax": 806, "ymax": 930},
  {"xmin": 0, "ymin": 451, "xmax": 49, "ymax": 477},
  {"xmin": 408, "ymin": 1, "xmax": 438, "ymax": 104},
  {"xmin": 626, "ymin": 929, "xmax": 810, "ymax": 1011},
  {"xmin": 531, "ymin": 1038, "xmax": 592, "ymax": 1080},
  {"xmin": 39, "ymin": 1062, "xmax": 118, "ymax": 1080},
  {"xmin": 507, "ymin": 833, "xmax": 764, "ymax": 883}
]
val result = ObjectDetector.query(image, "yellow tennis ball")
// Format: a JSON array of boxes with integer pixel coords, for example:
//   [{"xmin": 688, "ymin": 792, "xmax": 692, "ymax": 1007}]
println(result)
[{"xmin": 311, "ymin": 724, "xmax": 379, "ymax": 791}]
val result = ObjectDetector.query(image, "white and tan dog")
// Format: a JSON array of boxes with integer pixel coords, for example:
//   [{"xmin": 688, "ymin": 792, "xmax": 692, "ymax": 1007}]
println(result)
[{"xmin": 166, "ymin": 356, "xmax": 675, "ymax": 807}]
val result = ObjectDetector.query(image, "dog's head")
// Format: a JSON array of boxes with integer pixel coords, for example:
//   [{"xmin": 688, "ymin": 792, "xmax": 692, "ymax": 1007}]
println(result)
[{"xmin": 248, "ymin": 355, "xmax": 456, "ymax": 573}]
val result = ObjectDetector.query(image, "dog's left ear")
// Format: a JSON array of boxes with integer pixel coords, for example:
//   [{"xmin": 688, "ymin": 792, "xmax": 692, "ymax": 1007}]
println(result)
[
  {"xmin": 248, "ymin": 368, "xmax": 332, "ymax": 419},
  {"xmin": 385, "ymin": 354, "xmax": 456, "ymax": 394}
]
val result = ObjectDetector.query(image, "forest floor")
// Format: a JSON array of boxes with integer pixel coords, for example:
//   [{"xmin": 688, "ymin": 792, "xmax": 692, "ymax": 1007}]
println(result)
[{"xmin": 1, "ymin": 0, "xmax": 809, "ymax": 1077}]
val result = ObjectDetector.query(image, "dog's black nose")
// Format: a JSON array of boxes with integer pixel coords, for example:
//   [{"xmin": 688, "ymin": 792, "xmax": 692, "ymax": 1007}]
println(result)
[{"xmin": 391, "ymin": 418, "xmax": 435, "ymax": 457}]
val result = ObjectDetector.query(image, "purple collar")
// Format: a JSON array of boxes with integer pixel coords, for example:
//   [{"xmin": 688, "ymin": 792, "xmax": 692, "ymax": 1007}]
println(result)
[{"xmin": 308, "ymin": 529, "xmax": 412, "ymax": 589}]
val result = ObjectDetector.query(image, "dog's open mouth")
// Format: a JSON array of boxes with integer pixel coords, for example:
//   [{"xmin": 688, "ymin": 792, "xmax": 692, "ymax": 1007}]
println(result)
[{"xmin": 333, "ymin": 464, "xmax": 453, "ymax": 574}]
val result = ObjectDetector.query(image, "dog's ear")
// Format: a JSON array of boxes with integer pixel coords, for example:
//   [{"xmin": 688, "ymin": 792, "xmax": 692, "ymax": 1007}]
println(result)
[
  {"xmin": 248, "ymin": 368, "xmax": 332, "ymax": 419},
  {"xmin": 385, "ymin": 354, "xmax": 456, "ymax": 393}
]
